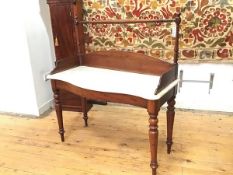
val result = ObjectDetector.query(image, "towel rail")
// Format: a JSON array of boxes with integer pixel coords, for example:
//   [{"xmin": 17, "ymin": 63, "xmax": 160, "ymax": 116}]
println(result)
[{"xmin": 75, "ymin": 19, "xmax": 176, "ymax": 25}]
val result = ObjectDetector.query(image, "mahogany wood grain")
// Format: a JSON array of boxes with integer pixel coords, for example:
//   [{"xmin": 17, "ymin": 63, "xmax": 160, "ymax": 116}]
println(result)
[
  {"xmin": 55, "ymin": 80, "xmax": 148, "ymax": 108},
  {"xmin": 173, "ymin": 13, "xmax": 181, "ymax": 64},
  {"xmin": 53, "ymin": 88, "xmax": 65, "ymax": 142},
  {"xmin": 81, "ymin": 97, "xmax": 88, "ymax": 127},
  {"xmin": 48, "ymin": 0, "xmax": 89, "ymax": 112},
  {"xmin": 47, "ymin": 0, "xmax": 75, "ymax": 4},
  {"xmin": 49, "ymin": 4, "xmax": 77, "ymax": 61},
  {"xmin": 166, "ymin": 96, "xmax": 176, "ymax": 154},
  {"xmin": 84, "ymin": 51, "xmax": 174, "ymax": 75},
  {"xmin": 51, "ymin": 60, "xmax": 79, "ymax": 74},
  {"xmin": 59, "ymin": 90, "xmax": 84, "ymax": 112},
  {"xmin": 155, "ymin": 65, "xmax": 177, "ymax": 94},
  {"xmin": 147, "ymin": 101, "xmax": 160, "ymax": 175},
  {"xmin": 73, "ymin": 0, "xmax": 86, "ymax": 65}
]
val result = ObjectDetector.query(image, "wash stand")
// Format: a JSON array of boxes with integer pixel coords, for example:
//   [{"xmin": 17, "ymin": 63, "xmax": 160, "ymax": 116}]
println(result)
[{"xmin": 47, "ymin": 4, "xmax": 181, "ymax": 174}]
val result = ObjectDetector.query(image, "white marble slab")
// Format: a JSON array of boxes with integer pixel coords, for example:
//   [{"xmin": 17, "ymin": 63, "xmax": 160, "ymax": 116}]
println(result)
[{"xmin": 48, "ymin": 66, "xmax": 179, "ymax": 100}]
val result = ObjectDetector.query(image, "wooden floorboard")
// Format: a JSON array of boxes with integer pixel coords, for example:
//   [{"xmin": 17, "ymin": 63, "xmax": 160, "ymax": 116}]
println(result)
[{"xmin": 0, "ymin": 105, "xmax": 233, "ymax": 175}]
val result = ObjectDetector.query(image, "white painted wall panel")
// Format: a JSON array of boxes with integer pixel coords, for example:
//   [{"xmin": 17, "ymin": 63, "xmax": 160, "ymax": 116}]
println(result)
[{"xmin": 176, "ymin": 64, "xmax": 233, "ymax": 112}]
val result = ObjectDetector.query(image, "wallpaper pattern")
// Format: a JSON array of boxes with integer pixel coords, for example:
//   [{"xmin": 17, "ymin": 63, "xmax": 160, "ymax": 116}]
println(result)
[{"xmin": 82, "ymin": 0, "xmax": 233, "ymax": 62}]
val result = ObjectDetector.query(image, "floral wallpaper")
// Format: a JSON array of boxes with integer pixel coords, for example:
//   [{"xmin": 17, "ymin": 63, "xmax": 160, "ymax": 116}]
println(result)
[{"xmin": 82, "ymin": 0, "xmax": 233, "ymax": 62}]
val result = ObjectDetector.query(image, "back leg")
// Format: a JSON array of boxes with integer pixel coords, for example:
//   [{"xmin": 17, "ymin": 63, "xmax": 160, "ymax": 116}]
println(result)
[
  {"xmin": 81, "ymin": 97, "xmax": 88, "ymax": 127},
  {"xmin": 166, "ymin": 96, "xmax": 176, "ymax": 154}
]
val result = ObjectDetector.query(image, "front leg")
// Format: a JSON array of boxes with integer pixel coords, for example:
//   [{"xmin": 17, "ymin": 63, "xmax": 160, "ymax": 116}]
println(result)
[
  {"xmin": 147, "ymin": 101, "xmax": 160, "ymax": 175},
  {"xmin": 54, "ymin": 89, "xmax": 65, "ymax": 142},
  {"xmin": 166, "ymin": 96, "xmax": 176, "ymax": 154},
  {"xmin": 81, "ymin": 97, "xmax": 88, "ymax": 127}
]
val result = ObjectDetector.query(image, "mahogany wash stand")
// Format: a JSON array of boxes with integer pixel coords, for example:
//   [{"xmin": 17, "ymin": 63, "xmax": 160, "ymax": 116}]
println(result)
[{"xmin": 47, "ymin": 1, "xmax": 181, "ymax": 174}]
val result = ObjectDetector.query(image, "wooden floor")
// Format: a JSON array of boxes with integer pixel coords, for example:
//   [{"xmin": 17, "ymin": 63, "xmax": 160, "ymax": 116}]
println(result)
[{"xmin": 0, "ymin": 105, "xmax": 233, "ymax": 175}]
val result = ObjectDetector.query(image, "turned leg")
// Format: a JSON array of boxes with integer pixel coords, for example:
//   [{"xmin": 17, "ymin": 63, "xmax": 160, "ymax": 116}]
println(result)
[
  {"xmin": 54, "ymin": 90, "xmax": 65, "ymax": 142},
  {"xmin": 166, "ymin": 96, "xmax": 176, "ymax": 154},
  {"xmin": 81, "ymin": 97, "xmax": 88, "ymax": 127},
  {"xmin": 147, "ymin": 102, "xmax": 160, "ymax": 175}
]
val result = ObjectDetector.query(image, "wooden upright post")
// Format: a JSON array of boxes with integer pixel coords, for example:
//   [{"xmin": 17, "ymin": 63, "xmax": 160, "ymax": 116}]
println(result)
[{"xmin": 173, "ymin": 13, "xmax": 181, "ymax": 64}]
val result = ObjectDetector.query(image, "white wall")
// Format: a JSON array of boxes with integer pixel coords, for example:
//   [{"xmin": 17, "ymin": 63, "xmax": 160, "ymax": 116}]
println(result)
[
  {"xmin": 177, "ymin": 64, "xmax": 233, "ymax": 112},
  {"xmin": 24, "ymin": 0, "xmax": 54, "ymax": 114},
  {"xmin": 0, "ymin": 1, "xmax": 54, "ymax": 116}
]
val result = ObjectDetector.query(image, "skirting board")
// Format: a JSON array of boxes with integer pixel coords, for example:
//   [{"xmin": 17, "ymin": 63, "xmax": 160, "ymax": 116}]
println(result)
[{"xmin": 39, "ymin": 99, "xmax": 54, "ymax": 115}]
